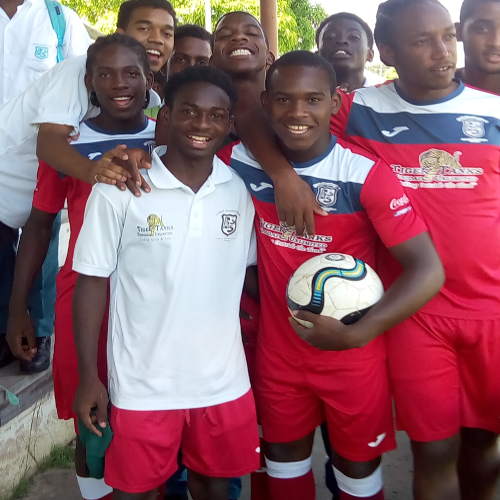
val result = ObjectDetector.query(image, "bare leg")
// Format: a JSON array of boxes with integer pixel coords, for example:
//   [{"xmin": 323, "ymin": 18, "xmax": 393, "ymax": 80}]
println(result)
[
  {"xmin": 411, "ymin": 435, "xmax": 460, "ymax": 500},
  {"xmin": 458, "ymin": 428, "xmax": 500, "ymax": 500},
  {"xmin": 187, "ymin": 469, "xmax": 229, "ymax": 500}
]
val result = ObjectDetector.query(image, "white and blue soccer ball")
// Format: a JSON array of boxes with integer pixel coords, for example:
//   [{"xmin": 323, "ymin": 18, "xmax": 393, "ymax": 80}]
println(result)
[{"xmin": 287, "ymin": 253, "xmax": 384, "ymax": 327}]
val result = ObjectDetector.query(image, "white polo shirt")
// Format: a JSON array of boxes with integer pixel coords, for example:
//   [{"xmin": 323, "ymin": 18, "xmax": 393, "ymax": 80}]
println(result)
[
  {"xmin": 73, "ymin": 147, "xmax": 256, "ymax": 411},
  {"xmin": 0, "ymin": 0, "xmax": 91, "ymax": 105},
  {"xmin": 0, "ymin": 55, "xmax": 161, "ymax": 229}
]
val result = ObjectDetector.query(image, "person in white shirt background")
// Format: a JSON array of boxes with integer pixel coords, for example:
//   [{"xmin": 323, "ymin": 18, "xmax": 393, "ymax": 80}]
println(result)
[{"xmin": 0, "ymin": 0, "xmax": 90, "ymax": 372}]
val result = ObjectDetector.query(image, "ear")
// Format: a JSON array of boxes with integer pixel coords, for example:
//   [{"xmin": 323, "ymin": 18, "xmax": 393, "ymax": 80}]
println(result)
[
  {"xmin": 261, "ymin": 90, "xmax": 270, "ymax": 111},
  {"xmin": 154, "ymin": 105, "xmax": 170, "ymax": 146},
  {"xmin": 330, "ymin": 91, "xmax": 342, "ymax": 116},
  {"xmin": 455, "ymin": 22, "xmax": 463, "ymax": 42},
  {"xmin": 146, "ymin": 70, "xmax": 154, "ymax": 90},
  {"xmin": 265, "ymin": 51, "xmax": 275, "ymax": 71},
  {"xmin": 366, "ymin": 48, "xmax": 374, "ymax": 63},
  {"xmin": 84, "ymin": 72, "xmax": 93, "ymax": 93},
  {"xmin": 378, "ymin": 43, "xmax": 396, "ymax": 68}
]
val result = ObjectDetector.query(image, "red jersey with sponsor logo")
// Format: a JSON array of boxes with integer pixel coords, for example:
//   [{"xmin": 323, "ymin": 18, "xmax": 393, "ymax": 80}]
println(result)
[
  {"xmin": 331, "ymin": 81, "xmax": 500, "ymax": 319},
  {"xmin": 223, "ymin": 138, "xmax": 426, "ymax": 358}
]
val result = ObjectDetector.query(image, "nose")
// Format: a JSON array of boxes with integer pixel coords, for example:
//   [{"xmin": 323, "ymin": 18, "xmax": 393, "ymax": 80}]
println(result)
[
  {"xmin": 193, "ymin": 112, "xmax": 210, "ymax": 130},
  {"xmin": 432, "ymin": 37, "xmax": 451, "ymax": 59},
  {"xmin": 231, "ymin": 29, "xmax": 248, "ymax": 43},
  {"xmin": 488, "ymin": 26, "xmax": 500, "ymax": 47},
  {"xmin": 112, "ymin": 72, "xmax": 127, "ymax": 89},
  {"xmin": 148, "ymin": 26, "xmax": 164, "ymax": 46},
  {"xmin": 289, "ymin": 99, "xmax": 308, "ymax": 118}
]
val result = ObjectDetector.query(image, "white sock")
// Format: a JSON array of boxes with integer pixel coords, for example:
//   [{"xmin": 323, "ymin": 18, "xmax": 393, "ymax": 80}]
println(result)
[{"xmin": 76, "ymin": 475, "xmax": 113, "ymax": 500}]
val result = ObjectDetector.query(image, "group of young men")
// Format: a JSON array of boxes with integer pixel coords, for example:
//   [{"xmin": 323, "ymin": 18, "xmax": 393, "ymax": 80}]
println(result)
[{"xmin": 0, "ymin": 0, "xmax": 499, "ymax": 499}]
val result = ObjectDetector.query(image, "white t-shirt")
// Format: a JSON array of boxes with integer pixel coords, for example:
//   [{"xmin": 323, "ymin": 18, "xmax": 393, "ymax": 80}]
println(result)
[
  {"xmin": 0, "ymin": 0, "xmax": 91, "ymax": 105},
  {"xmin": 73, "ymin": 147, "xmax": 256, "ymax": 411},
  {"xmin": 0, "ymin": 55, "xmax": 161, "ymax": 228}
]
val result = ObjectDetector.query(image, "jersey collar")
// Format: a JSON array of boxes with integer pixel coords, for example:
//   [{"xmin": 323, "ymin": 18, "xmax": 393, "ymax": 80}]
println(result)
[{"xmin": 149, "ymin": 146, "xmax": 232, "ymax": 191}]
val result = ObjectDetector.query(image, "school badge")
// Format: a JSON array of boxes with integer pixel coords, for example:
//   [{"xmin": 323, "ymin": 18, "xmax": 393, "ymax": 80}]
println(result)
[
  {"xmin": 34, "ymin": 45, "xmax": 49, "ymax": 60},
  {"xmin": 314, "ymin": 182, "xmax": 340, "ymax": 209},
  {"xmin": 456, "ymin": 115, "xmax": 488, "ymax": 143},
  {"xmin": 147, "ymin": 214, "xmax": 166, "ymax": 236},
  {"xmin": 221, "ymin": 213, "xmax": 238, "ymax": 236}
]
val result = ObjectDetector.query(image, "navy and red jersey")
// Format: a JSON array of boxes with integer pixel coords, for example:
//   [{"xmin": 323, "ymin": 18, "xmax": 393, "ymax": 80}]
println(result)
[
  {"xmin": 33, "ymin": 118, "xmax": 156, "ymax": 302},
  {"xmin": 222, "ymin": 138, "xmax": 426, "ymax": 360},
  {"xmin": 332, "ymin": 81, "xmax": 500, "ymax": 319}
]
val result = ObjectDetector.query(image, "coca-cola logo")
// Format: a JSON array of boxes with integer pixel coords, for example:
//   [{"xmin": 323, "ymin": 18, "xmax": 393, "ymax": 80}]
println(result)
[{"xmin": 390, "ymin": 195, "xmax": 409, "ymax": 210}]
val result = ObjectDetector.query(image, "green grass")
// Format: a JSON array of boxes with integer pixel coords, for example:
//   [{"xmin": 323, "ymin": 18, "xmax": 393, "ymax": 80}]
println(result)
[{"xmin": 1, "ymin": 443, "xmax": 74, "ymax": 500}]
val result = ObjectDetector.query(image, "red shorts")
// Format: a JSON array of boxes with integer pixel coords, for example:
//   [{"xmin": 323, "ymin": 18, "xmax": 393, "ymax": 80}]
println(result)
[
  {"xmin": 255, "ymin": 336, "xmax": 395, "ymax": 462},
  {"xmin": 104, "ymin": 390, "xmax": 260, "ymax": 494},
  {"xmin": 52, "ymin": 283, "xmax": 108, "ymax": 426},
  {"xmin": 386, "ymin": 312, "xmax": 500, "ymax": 441}
]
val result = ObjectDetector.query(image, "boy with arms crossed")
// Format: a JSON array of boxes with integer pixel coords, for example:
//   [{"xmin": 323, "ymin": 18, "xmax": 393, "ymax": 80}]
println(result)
[
  {"xmin": 224, "ymin": 50, "xmax": 443, "ymax": 500},
  {"xmin": 73, "ymin": 66, "xmax": 259, "ymax": 500}
]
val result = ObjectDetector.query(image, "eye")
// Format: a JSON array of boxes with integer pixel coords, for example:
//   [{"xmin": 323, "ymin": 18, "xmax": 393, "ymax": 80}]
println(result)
[
  {"xmin": 128, "ymin": 71, "xmax": 140, "ymax": 78},
  {"xmin": 308, "ymin": 96, "xmax": 321, "ymax": 104},
  {"xmin": 98, "ymin": 72, "xmax": 110, "ymax": 78},
  {"xmin": 444, "ymin": 33, "xmax": 457, "ymax": 41},
  {"xmin": 172, "ymin": 55, "xmax": 186, "ymax": 64},
  {"xmin": 414, "ymin": 38, "xmax": 428, "ymax": 47},
  {"xmin": 197, "ymin": 59, "xmax": 209, "ymax": 66},
  {"xmin": 210, "ymin": 112, "xmax": 225, "ymax": 120},
  {"xmin": 163, "ymin": 31, "xmax": 173, "ymax": 39},
  {"xmin": 348, "ymin": 34, "xmax": 361, "ymax": 42},
  {"xmin": 183, "ymin": 108, "xmax": 197, "ymax": 117},
  {"xmin": 276, "ymin": 96, "xmax": 289, "ymax": 103}
]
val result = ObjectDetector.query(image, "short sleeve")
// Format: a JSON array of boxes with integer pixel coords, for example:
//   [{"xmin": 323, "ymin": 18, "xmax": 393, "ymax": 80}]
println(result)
[
  {"xmin": 61, "ymin": 7, "xmax": 92, "ymax": 59},
  {"xmin": 360, "ymin": 160, "xmax": 427, "ymax": 248},
  {"xmin": 32, "ymin": 160, "xmax": 68, "ymax": 214},
  {"xmin": 32, "ymin": 55, "xmax": 90, "ymax": 133},
  {"xmin": 73, "ymin": 185, "xmax": 127, "ymax": 277},
  {"xmin": 330, "ymin": 90, "xmax": 353, "ymax": 140}
]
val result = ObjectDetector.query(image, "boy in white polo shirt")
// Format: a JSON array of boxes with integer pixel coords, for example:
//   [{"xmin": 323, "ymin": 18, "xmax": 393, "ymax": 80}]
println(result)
[{"xmin": 72, "ymin": 65, "xmax": 259, "ymax": 499}]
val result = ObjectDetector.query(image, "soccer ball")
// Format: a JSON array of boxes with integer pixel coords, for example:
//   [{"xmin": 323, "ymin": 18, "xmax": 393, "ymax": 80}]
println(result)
[{"xmin": 286, "ymin": 253, "xmax": 384, "ymax": 327}]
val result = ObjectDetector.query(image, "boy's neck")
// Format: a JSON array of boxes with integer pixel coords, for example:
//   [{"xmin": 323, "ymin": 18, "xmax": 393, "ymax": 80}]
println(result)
[
  {"xmin": 335, "ymin": 67, "xmax": 366, "ymax": 92},
  {"xmin": 232, "ymin": 70, "xmax": 266, "ymax": 116},
  {"xmin": 90, "ymin": 112, "xmax": 146, "ymax": 134},
  {"xmin": 0, "ymin": 0, "xmax": 23, "ymax": 18},
  {"xmin": 280, "ymin": 133, "xmax": 333, "ymax": 165},
  {"xmin": 395, "ymin": 78, "xmax": 459, "ymax": 102},
  {"xmin": 161, "ymin": 148, "xmax": 214, "ymax": 193},
  {"xmin": 463, "ymin": 68, "xmax": 500, "ymax": 95}
]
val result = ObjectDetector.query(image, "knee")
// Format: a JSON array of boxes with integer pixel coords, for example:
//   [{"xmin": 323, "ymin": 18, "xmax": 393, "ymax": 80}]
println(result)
[
  {"xmin": 412, "ymin": 436, "xmax": 460, "ymax": 471},
  {"xmin": 264, "ymin": 456, "xmax": 312, "ymax": 479}
]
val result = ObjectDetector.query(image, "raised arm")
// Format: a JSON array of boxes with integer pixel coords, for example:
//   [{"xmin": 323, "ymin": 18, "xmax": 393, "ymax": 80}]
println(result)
[
  {"xmin": 37, "ymin": 124, "xmax": 151, "ymax": 195},
  {"xmin": 6, "ymin": 208, "xmax": 56, "ymax": 360},
  {"xmin": 237, "ymin": 107, "xmax": 324, "ymax": 235}
]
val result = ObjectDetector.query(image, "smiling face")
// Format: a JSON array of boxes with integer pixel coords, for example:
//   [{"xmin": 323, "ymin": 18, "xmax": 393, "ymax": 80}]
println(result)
[
  {"xmin": 379, "ymin": 1, "xmax": 457, "ymax": 100},
  {"xmin": 119, "ymin": 7, "xmax": 175, "ymax": 72},
  {"xmin": 263, "ymin": 65, "xmax": 340, "ymax": 163},
  {"xmin": 211, "ymin": 12, "xmax": 270, "ymax": 77},
  {"xmin": 165, "ymin": 82, "xmax": 232, "ymax": 160},
  {"xmin": 85, "ymin": 43, "xmax": 149, "ymax": 126},
  {"xmin": 459, "ymin": 1, "xmax": 500, "ymax": 76},
  {"xmin": 318, "ymin": 17, "xmax": 373, "ymax": 74}
]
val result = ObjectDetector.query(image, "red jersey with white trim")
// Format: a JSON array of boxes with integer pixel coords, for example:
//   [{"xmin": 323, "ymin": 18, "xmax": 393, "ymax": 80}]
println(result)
[
  {"xmin": 33, "ymin": 118, "xmax": 156, "ymax": 300},
  {"xmin": 332, "ymin": 81, "xmax": 500, "ymax": 319},
  {"xmin": 225, "ymin": 138, "xmax": 427, "ymax": 359}
]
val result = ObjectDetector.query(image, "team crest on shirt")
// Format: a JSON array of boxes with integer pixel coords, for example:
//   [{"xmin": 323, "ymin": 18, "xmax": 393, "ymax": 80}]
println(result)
[
  {"xmin": 313, "ymin": 182, "xmax": 340, "ymax": 210},
  {"xmin": 221, "ymin": 212, "xmax": 238, "ymax": 236},
  {"xmin": 456, "ymin": 116, "xmax": 489, "ymax": 143},
  {"xmin": 34, "ymin": 45, "xmax": 49, "ymax": 60}
]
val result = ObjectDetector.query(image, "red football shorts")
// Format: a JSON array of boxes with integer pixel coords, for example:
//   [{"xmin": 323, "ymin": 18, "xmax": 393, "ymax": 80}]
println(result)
[
  {"xmin": 104, "ymin": 390, "xmax": 260, "ymax": 493},
  {"xmin": 255, "ymin": 336, "xmax": 395, "ymax": 462},
  {"xmin": 386, "ymin": 312, "xmax": 500, "ymax": 441},
  {"xmin": 52, "ymin": 284, "xmax": 108, "ymax": 429}
]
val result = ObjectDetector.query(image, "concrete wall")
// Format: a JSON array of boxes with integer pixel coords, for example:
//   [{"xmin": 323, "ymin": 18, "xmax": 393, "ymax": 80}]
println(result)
[{"xmin": 0, "ymin": 390, "xmax": 73, "ymax": 498}]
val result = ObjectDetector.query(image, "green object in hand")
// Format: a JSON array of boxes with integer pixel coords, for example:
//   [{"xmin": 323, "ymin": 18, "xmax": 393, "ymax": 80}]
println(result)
[{"xmin": 77, "ymin": 419, "xmax": 113, "ymax": 479}]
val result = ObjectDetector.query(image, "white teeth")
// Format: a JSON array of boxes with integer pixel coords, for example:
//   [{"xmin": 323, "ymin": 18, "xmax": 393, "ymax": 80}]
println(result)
[
  {"xmin": 188, "ymin": 135, "xmax": 210, "ymax": 143},
  {"xmin": 335, "ymin": 50, "xmax": 348, "ymax": 55},
  {"xmin": 287, "ymin": 125, "xmax": 309, "ymax": 135},
  {"xmin": 230, "ymin": 49, "xmax": 252, "ymax": 57},
  {"xmin": 147, "ymin": 49, "xmax": 161, "ymax": 56},
  {"xmin": 112, "ymin": 97, "xmax": 130, "ymax": 101}
]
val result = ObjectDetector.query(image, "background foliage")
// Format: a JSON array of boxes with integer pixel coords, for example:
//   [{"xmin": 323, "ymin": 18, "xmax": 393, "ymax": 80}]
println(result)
[{"xmin": 62, "ymin": 0, "xmax": 327, "ymax": 53}]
